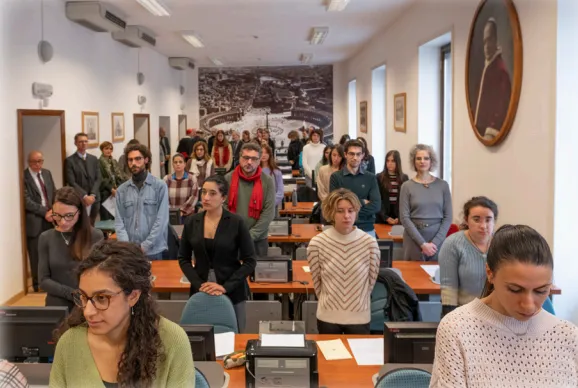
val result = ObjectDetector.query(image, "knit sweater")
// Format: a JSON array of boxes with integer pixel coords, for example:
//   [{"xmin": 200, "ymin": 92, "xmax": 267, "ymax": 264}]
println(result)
[
  {"xmin": 430, "ymin": 298, "xmax": 578, "ymax": 387},
  {"xmin": 302, "ymin": 142, "xmax": 325, "ymax": 180},
  {"xmin": 307, "ymin": 227, "xmax": 380, "ymax": 325},
  {"xmin": 49, "ymin": 317, "xmax": 195, "ymax": 388},
  {"xmin": 439, "ymin": 231, "xmax": 487, "ymax": 307}
]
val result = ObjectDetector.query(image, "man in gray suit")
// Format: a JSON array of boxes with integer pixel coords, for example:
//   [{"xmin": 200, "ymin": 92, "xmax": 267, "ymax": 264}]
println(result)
[
  {"xmin": 24, "ymin": 151, "xmax": 55, "ymax": 292},
  {"xmin": 65, "ymin": 133, "xmax": 101, "ymax": 225}
]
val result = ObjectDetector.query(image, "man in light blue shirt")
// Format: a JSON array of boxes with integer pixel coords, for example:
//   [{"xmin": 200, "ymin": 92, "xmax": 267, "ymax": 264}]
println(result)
[{"xmin": 115, "ymin": 143, "xmax": 168, "ymax": 260}]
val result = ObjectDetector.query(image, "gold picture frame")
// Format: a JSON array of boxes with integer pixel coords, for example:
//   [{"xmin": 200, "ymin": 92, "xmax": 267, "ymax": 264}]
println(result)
[
  {"xmin": 394, "ymin": 93, "xmax": 407, "ymax": 132},
  {"xmin": 81, "ymin": 111, "xmax": 99, "ymax": 148},
  {"xmin": 111, "ymin": 112, "xmax": 125, "ymax": 142}
]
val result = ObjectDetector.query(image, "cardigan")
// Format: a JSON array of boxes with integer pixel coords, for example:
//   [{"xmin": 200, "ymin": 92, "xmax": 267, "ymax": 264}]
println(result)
[
  {"xmin": 261, "ymin": 167, "xmax": 284, "ymax": 206},
  {"xmin": 178, "ymin": 210, "xmax": 257, "ymax": 305},
  {"xmin": 307, "ymin": 227, "xmax": 380, "ymax": 324},
  {"xmin": 430, "ymin": 298, "xmax": 578, "ymax": 387},
  {"xmin": 49, "ymin": 317, "xmax": 195, "ymax": 388},
  {"xmin": 375, "ymin": 172, "xmax": 408, "ymax": 222}
]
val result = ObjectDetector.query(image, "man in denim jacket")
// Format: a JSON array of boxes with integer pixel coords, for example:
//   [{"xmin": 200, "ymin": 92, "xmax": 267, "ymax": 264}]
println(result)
[{"xmin": 115, "ymin": 143, "xmax": 168, "ymax": 260}]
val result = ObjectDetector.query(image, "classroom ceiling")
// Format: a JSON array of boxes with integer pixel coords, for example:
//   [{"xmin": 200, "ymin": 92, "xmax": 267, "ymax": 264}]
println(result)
[{"xmin": 73, "ymin": 0, "xmax": 415, "ymax": 67}]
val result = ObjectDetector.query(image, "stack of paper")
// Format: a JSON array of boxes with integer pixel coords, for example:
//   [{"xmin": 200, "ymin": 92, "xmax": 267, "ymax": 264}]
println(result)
[
  {"xmin": 261, "ymin": 334, "xmax": 305, "ymax": 347},
  {"xmin": 347, "ymin": 338, "xmax": 384, "ymax": 366},
  {"xmin": 302, "ymin": 266, "xmax": 311, "ymax": 273},
  {"xmin": 316, "ymin": 339, "xmax": 352, "ymax": 360},
  {"xmin": 214, "ymin": 332, "xmax": 235, "ymax": 358}
]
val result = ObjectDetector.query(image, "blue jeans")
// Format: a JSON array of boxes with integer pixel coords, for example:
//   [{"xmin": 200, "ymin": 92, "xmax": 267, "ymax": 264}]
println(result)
[
  {"xmin": 366, "ymin": 229, "xmax": 376, "ymax": 239},
  {"xmin": 147, "ymin": 252, "xmax": 163, "ymax": 261}
]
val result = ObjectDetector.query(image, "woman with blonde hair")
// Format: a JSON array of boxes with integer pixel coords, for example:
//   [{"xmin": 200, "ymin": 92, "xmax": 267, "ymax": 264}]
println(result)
[
  {"xmin": 307, "ymin": 188, "xmax": 380, "ymax": 334},
  {"xmin": 186, "ymin": 140, "xmax": 215, "ymax": 189},
  {"xmin": 211, "ymin": 129, "xmax": 233, "ymax": 171}
]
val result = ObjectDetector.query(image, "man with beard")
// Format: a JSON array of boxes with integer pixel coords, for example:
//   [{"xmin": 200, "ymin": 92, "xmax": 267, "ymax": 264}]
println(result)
[{"xmin": 115, "ymin": 143, "xmax": 168, "ymax": 260}]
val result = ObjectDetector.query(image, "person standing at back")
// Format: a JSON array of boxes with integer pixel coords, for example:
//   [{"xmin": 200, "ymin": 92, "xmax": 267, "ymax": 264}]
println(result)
[
  {"xmin": 302, "ymin": 128, "xmax": 325, "ymax": 186},
  {"xmin": 287, "ymin": 130, "xmax": 303, "ymax": 172},
  {"xmin": 115, "ymin": 143, "xmax": 169, "ymax": 260},
  {"xmin": 24, "ymin": 150, "xmax": 56, "ymax": 292},
  {"xmin": 224, "ymin": 142, "xmax": 276, "ymax": 257},
  {"xmin": 376, "ymin": 150, "xmax": 408, "ymax": 225},
  {"xmin": 159, "ymin": 127, "xmax": 171, "ymax": 176},
  {"xmin": 65, "ymin": 133, "xmax": 101, "ymax": 225},
  {"xmin": 330, "ymin": 139, "xmax": 381, "ymax": 238}
]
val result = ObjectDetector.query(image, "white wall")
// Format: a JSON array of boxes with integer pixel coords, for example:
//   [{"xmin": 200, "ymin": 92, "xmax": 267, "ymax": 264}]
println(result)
[
  {"xmin": 22, "ymin": 116, "xmax": 64, "ymax": 188},
  {"xmin": 0, "ymin": 0, "xmax": 198, "ymax": 303}
]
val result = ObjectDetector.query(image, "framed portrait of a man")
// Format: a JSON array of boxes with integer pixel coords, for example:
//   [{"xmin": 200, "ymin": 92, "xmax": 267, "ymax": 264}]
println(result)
[
  {"xmin": 81, "ymin": 111, "xmax": 99, "ymax": 148},
  {"xmin": 359, "ymin": 101, "xmax": 368, "ymax": 133},
  {"xmin": 394, "ymin": 93, "xmax": 406, "ymax": 132},
  {"xmin": 466, "ymin": 0, "xmax": 523, "ymax": 146}
]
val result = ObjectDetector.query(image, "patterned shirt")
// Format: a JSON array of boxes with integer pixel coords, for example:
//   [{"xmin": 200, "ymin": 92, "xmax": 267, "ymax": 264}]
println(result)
[
  {"xmin": 0, "ymin": 360, "xmax": 29, "ymax": 388},
  {"xmin": 163, "ymin": 172, "xmax": 198, "ymax": 216},
  {"xmin": 388, "ymin": 173, "xmax": 399, "ymax": 204}
]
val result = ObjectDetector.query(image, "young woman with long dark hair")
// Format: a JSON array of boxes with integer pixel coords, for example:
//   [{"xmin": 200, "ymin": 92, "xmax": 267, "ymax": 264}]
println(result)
[
  {"xmin": 260, "ymin": 145, "xmax": 284, "ymax": 208},
  {"xmin": 376, "ymin": 150, "xmax": 408, "ymax": 225},
  {"xmin": 317, "ymin": 145, "xmax": 345, "ymax": 201},
  {"xmin": 38, "ymin": 187, "xmax": 103, "ymax": 311}
]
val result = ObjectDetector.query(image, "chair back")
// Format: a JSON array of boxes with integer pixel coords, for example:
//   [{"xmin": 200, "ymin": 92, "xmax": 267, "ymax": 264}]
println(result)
[
  {"xmin": 375, "ymin": 368, "xmax": 431, "ymax": 388},
  {"xmin": 295, "ymin": 247, "xmax": 308, "ymax": 261},
  {"xmin": 180, "ymin": 293, "xmax": 238, "ymax": 334},
  {"xmin": 370, "ymin": 282, "xmax": 388, "ymax": 332},
  {"xmin": 446, "ymin": 223, "xmax": 460, "ymax": 237},
  {"xmin": 195, "ymin": 368, "xmax": 210, "ymax": 388},
  {"xmin": 244, "ymin": 301, "xmax": 282, "ymax": 334},
  {"xmin": 267, "ymin": 246, "xmax": 282, "ymax": 256},
  {"xmin": 157, "ymin": 300, "xmax": 187, "ymax": 323},
  {"xmin": 542, "ymin": 297, "xmax": 556, "ymax": 315}
]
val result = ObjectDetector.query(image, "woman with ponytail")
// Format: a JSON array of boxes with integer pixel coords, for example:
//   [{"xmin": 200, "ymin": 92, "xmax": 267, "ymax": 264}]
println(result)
[
  {"xmin": 431, "ymin": 225, "xmax": 578, "ymax": 387},
  {"xmin": 51, "ymin": 240, "xmax": 194, "ymax": 387},
  {"xmin": 38, "ymin": 187, "xmax": 103, "ymax": 311}
]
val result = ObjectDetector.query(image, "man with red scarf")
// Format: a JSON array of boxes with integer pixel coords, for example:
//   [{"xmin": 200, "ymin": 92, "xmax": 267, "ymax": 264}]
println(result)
[{"xmin": 225, "ymin": 142, "xmax": 276, "ymax": 257}]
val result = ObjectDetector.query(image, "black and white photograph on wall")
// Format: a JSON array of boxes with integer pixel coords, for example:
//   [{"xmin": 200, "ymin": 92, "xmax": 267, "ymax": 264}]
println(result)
[
  {"xmin": 394, "ymin": 93, "xmax": 406, "ymax": 132},
  {"xmin": 198, "ymin": 65, "xmax": 333, "ymax": 154},
  {"xmin": 111, "ymin": 112, "xmax": 125, "ymax": 143},
  {"xmin": 466, "ymin": 0, "xmax": 523, "ymax": 146},
  {"xmin": 82, "ymin": 111, "xmax": 99, "ymax": 148}
]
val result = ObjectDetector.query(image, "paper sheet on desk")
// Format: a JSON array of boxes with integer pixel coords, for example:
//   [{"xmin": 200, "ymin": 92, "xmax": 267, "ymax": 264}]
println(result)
[
  {"xmin": 347, "ymin": 338, "xmax": 384, "ymax": 366},
  {"xmin": 214, "ymin": 332, "xmax": 235, "ymax": 358},
  {"xmin": 101, "ymin": 196, "xmax": 116, "ymax": 218},
  {"xmin": 316, "ymin": 339, "xmax": 352, "ymax": 360},
  {"xmin": 261, "ymin": 334, "xmax": 305, "ymax": 347},
  {"xmin": 420, "ymin": 265, "xmax": 439, "ymax": 279},
  {"xmin": 302, "ymin": 266, "xmax": 310, "ymax": 273}
]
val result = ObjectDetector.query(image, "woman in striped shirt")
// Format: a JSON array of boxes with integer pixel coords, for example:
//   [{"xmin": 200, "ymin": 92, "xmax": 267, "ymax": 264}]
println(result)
[
  {"xmin": 376, "ymin": 150, "xmax": 408, "ymax": 225},
  {"xmin": 307, "ymin": 188, "xmax": 380, "ymax": 334},
  {"xmin": 164, "ymin": 154, "xmax": 198, "ymax": 219}
]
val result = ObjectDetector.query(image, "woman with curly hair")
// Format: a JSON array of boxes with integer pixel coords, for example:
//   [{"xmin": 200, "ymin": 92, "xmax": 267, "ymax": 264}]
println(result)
[{"xmin": 50, "ymin": 240, "xmax": 194, "ymax": 387}]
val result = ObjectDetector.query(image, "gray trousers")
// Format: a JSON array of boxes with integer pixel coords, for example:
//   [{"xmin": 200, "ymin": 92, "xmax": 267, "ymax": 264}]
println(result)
[{"xmin": 208, "ymin": 270, "xmax": 246, "ymax": 333}]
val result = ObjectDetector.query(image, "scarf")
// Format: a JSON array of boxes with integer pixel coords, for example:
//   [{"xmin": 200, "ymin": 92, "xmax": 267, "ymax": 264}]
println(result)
[
  {"xmin": 213, "ymin": 142, "xmax": 230, "ymax": 168},
  {"xmin": 190, "ymin": 158, "xmax": 213, "ymax": 178},
  {"xmin": 228, "ymin": 165, "xmax": 263, "ymax": 219}
]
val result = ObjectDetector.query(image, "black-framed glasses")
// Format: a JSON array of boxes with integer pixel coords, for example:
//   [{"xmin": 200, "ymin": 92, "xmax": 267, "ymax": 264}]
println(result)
[
  {"xmin": 51, "ymin": 209, "xmax": 80, "ymax": 221},
  {"xmin": 72, "ymin": 289, "xmax": 124, "ymax": 311},
  {"xmin": 241, "ymin": 156, "xmax": 259, "ymax": 162}
]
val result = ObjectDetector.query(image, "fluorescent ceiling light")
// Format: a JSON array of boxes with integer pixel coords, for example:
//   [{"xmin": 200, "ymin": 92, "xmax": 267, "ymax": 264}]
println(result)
[
  {"xmin": 182, "ymin": 32, "xmax": 205, "ymax": 48},
  {"xmin": 300, "ymin": 54, "xmax": 313, "ymax": 64},
  {"xmin": 210, "ymin": 58, "xmax": 224, "ymax": 66},
  {"xmin": 310, "ymin": 27, "xmax": 329, "ymax": 45},
  {"xmin": 136, "ymin": 0, "xmax": 170, "ymax": 16},
  {"xmin": 327, "ymin": 0, "xmax": 350, "ymax": 11}
]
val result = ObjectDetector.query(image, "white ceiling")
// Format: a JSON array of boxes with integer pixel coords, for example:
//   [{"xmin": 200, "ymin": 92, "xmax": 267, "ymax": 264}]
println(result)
[{"xmin": 77, "ymin": 0, "xmax": 416, "ymax": 67}]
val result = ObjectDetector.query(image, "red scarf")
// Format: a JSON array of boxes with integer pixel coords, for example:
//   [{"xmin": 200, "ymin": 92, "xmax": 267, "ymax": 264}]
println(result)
[
  {"xmin": 228, "ymin": 166, "xmax": 263, "ymax": 219},
  {"xmin": 213, "ymin": 142, "xmax": 230, "ymax": 168}
]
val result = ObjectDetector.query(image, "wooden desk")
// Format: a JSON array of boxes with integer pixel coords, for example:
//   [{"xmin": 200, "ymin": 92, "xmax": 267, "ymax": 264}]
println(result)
[
  {"xmin": 268, "ymin": 224, "xmax": 322, "ymax": 244},
  {"xmin": 220, "ymin": 334, "xmax": 381, "ymax": 388},
  {"xmin": 279, "ymin": 202, "xmax": 316, "ymax": 216},
  {"xmin": 374, "ymin": 224, "xmax": 403, "ymax": 243}
]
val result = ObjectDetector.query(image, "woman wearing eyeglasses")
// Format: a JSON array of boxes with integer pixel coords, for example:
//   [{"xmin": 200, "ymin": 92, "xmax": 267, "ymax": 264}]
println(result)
[
  {"xmin": 50, "ymin": 240, "xmax": 194, "ymax": 387},
  {"xmin": 38, "ymin": 187, "xmax": 103, "ymax": 311}
]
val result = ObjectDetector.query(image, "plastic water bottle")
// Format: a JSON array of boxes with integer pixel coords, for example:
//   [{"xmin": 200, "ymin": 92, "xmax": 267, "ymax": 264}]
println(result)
[{"xmin": 292, "ymin": 188, "xmax": 298, "ymax": 206}]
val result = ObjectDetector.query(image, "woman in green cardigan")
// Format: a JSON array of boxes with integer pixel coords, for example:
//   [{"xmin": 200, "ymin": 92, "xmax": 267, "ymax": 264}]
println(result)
[{"xmin": 50, "ymin": 241, "xmax": 195, "ymax": 388}]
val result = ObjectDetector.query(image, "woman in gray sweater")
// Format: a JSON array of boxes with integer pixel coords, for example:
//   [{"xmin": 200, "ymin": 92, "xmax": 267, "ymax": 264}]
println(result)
[
  {"xmin": 399, "ymin": 144, "xmax": 452, "ymax": 261},
  {"xmin": 439, "ymin": 197, "xmax": 498, "ymax": 317},
  {"xmin": 38, "ymin": 187, "xmax": 103, "ymax": 311}
]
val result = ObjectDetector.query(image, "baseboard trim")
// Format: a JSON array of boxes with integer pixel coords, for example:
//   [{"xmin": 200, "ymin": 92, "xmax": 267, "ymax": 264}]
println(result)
[{"xmin": 1, "ymin": 290, "xmax": 26, "ymax": 306}]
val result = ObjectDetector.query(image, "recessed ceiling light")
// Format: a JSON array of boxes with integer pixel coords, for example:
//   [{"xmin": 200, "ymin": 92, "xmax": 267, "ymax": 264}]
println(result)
[
  {"xmin": 327, "ymin": 0, "xmax": 350, "ymax": 12},
  {"xmin": 310, "ymin": 27, "xmax": 329, "ymax": 45},
  {"xmin": 300, "ymin": 54, "xmax": 313, "ymax": 64},
  {"xmin": 182, "ymin": 32, "xmax": 204, "ymax": 48},
  {"xmin": 135, "ymin": 0, "xmax": 170, "ymax": 16},
  {"xmin": 210, "ymin": 58, "xmax": 224, "ymax": 66}
]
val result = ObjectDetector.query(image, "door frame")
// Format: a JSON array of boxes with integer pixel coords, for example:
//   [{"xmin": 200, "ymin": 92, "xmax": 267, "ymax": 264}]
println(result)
[
  {"xmin": 17, "ymin": 109, "xmax": 66, "ymax": 294},
  {"xmin": 133, "ymin": 113, "xmax": 151, "ymax": 148},
  {"xmin": 178, "ymin": 114, "xmax": 187, "ymax": 138}
]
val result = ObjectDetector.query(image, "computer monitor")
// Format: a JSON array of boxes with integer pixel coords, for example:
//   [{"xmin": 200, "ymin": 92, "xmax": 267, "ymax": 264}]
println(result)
[
  {"xmin": 384, "ymin": 322, "xmax": 438, "ymax": 364},
  {"xmin": 0, "ymin": 306, "xmax": 68, "ymax": 362},
  {"xmin": 180, "ymin": 324, "xmax": 216, "ymax": 362},
  {"xmin": 377, "ymin": 239, "xmax": 393, "ymax": 268}
]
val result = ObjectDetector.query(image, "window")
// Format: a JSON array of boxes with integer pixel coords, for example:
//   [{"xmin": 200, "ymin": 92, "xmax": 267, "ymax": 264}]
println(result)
[
  {"xmin": 440, "ymin": 44, "xmax": 452, "ymax": 188},
  {"xmin": 371, "ymin": 65, "xmax": 386, "ymax": 173},
  {"xmin": 348, "ymin": 80, "xmax": 357, "ymax": 139}
]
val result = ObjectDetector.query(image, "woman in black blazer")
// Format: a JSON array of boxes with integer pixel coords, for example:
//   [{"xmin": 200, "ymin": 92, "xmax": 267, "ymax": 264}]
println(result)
[
  {"xmin": 178, "ymin": 174, "xmax": 256, "ymax": 332},
  {"xmin": 376, "ymin": 150, "xmax": 409, "ymax": 225}
]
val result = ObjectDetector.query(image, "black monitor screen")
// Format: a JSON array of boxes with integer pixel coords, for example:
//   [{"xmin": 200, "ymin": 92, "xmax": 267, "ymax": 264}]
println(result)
[
  {"xmin": 180, "ymin": 324, "xmax": 215, "ymax": 361},
  {"xmin": 377, "ymin": 240, "xmax": 393, "ymax": 268},
  {"xmin": 384, "ymin": 322, "xmax": 438, "ymax": 364},
  {"xmin": 0, "ymin": 306, "xmax": 68, "ymax": 362}
]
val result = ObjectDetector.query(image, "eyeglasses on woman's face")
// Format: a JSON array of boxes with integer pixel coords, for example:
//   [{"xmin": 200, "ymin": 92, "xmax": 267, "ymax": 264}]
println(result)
[
  {"xmin": 51, "ymin": 209, "xmax": 80, "ymax": 222},
  {"xmin": 72, "ymin": 289, "xmax": 124, "ymax": 311}
]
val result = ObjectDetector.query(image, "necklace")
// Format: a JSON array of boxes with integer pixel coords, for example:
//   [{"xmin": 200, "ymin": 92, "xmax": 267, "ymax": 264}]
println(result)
[
  {"xmin": 465, "ymin": 230, "xmax": 490, "ymax": 255},
  {"xmin": 60, "ymin": 232, "xmax": 71, "ymax": 246},
  {"xmin": 414, "ymin": 175, "xmax": 434, "ymax": 188}
]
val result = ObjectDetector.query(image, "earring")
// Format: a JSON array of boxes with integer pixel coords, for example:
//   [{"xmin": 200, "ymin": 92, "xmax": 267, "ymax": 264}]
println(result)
[{"xmin": 131, "ymin": 307, "xmax": 134, "ymax": 316}]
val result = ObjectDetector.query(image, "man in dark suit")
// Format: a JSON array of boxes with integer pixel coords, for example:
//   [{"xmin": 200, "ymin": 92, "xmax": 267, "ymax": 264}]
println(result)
[
  {"xmin": 65, "ymin": 133, "xmax": 101, "ymax": 225},
  {"xmin": 159, "ymin": 127, "xmax": 170, "ymax": 176},
  {"xmin": 24, "ymin": 151, "xmax": 56, "ymax": 292}
]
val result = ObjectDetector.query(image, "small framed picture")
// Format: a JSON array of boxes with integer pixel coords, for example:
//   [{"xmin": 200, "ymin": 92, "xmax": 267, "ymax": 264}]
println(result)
[
  {"xmin": 82, "ymin": 111, "xmax": 99, "ymax": 147},
  {"xmin": 111, "ymin": 112, "xmax": 125, "ymax": 142},
  {"xmin": 359, "ymin": 101, "xmax": 368, "ymax": 133},
  {"xmin": 394, "ymin": 93, "xmax": 407, "ymax": 132}
]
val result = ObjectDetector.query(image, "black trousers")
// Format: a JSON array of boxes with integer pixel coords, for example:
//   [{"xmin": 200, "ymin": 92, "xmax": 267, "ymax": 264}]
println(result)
[
  {"xmin": 317, "ymin": 319, "xmax": 370, "ymax": 335},
  {"xmin": 26, "ymin": 220, "xmax": 53, "ymax": 291},
  {"xmin": 88, "ymin": 202, "xmax": 100, "ymax": 226}
]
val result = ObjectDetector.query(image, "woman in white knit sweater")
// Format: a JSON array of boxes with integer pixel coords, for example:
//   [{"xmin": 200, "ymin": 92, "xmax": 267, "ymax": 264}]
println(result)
[
  {"xmin": 431, "ymin": 224, "xmax": 578, "ymax": 387},
  {"xmin": 301, "ymin": 128, "xmax": 325, "ymax": 186},
  {"xmin": 307, "ymin": 188, "xmax": 380, "ymax": 334}
]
